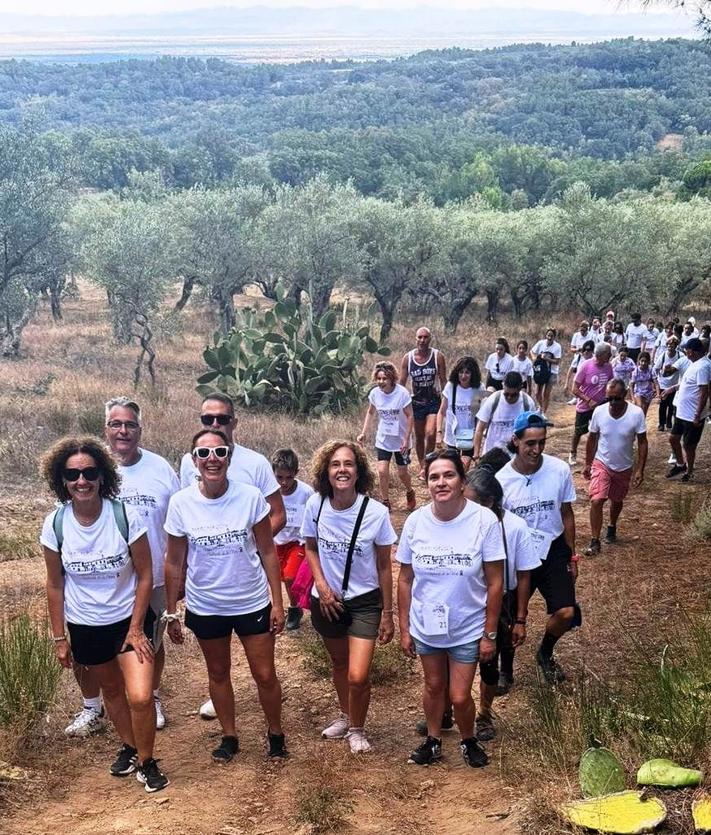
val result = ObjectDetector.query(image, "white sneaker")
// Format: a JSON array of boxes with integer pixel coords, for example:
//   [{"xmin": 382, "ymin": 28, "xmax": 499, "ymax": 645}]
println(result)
[
  {"xmin": 567, "ymin": 397, "xmax": 578, "ymax": 406},
  {"xmin": 64, "ymin": 706, "xmax": 106, "ymax": 737},
  {"xmin": 154, "ymin": 698, "xmax": 166, "ymax": 730},
  {"xmin": 668, "ymin": 453, "xmax": 677, "ymax": 465},
  {"xmin": 321, "ymin": 714, "xmax": 349, "ymax": 739},
  {"xmin": 199, "ymin": 698, "xmax": 217, "ymax": 720},
  {"xmin": 346, "ymin": 727, "xmax": 372, "ymax": 754},
  {"xmin": 568, "ymin": 454, "xmax": 577, "ymax": 467}
]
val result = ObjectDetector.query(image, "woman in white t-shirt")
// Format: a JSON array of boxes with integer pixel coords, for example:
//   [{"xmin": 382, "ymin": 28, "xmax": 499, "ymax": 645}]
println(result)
[
  {"xmin": 357, "ymin": 361, "xmax": 415, "ymax": 512},
  {"xmin": 511, "ymin": 340, "xmax": 534, "ymax": 393},
  {"xmin": 301, "ymin": 440, "xmax": 397, "ymax": 754},
  {"xmin": 40, "ymin": 436, "xmax": 168, "ymax": 792},
  {"xmin": 464, "ymin": 465, "xmax": 540, "ymax": 741},
  {"xmin": 397, "ymin": 450, "xmax": 504, "ymax": 769},
  {"xmin": 484, "ymin": 338, "xmax": 515, "ymax": 391},
  {"xmin": 164, "ymin": 429, "xmax": 286, "ymax": 764},
  {"xmin": 531, "ymin": 328, "xmax": 563, "ymax": 414},
  {"xmin": 435, "ymin": 355, "xmax": 487, "ymax": 472}
]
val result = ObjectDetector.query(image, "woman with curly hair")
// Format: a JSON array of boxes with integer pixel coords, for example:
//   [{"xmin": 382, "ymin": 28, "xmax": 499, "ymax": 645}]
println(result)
[
  {"xmin": 435, "ymin": 355, "xmax": 486, "ymax": 471},
  {"xmin": 39, "ymin": 436, "xmax": 168, "ymax": 793},
  {"xmin": 300, "ymin": 440, "xmax": 397, "ymax": 753}
]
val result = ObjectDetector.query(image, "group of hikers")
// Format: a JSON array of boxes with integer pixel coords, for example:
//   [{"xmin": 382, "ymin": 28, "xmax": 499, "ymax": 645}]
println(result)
[{"xmin": 39, "ymin": 311, "xmax": 710, "ymax": 792}]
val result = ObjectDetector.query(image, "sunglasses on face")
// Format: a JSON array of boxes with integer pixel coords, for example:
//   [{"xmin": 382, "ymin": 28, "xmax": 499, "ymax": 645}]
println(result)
[
  {"xmin": 200, "ymin": 414, "xmax": 232, "ymax": 427},
  {"xmin": 63, "ymin": 467, "xmax": 101, "ymax": 482},
  {"xmin": 106, "ymin": 420, "xmax": 140, "ymax": 431},
  {"xmin": 192, "ymin": 446, "xmax": 230, "ymax": 460}
]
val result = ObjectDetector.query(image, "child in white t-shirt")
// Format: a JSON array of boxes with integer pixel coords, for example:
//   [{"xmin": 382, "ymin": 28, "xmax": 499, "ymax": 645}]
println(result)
[
  {"xmin": 272, "ymin": 448, "xmax": 315, "ymax": 631},
  {"xmin": 358, "ymin": 361, "xmax": 416, "ymax": 512},
  {"xmin": 511, "ymin": 341, "xmax": 534, "ymax": 393}
]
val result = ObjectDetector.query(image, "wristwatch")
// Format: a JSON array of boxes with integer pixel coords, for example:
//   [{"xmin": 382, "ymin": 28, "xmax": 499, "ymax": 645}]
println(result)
[{"xmin": 484, "ymin": 631, "xmax": 498, "ymax": 641}]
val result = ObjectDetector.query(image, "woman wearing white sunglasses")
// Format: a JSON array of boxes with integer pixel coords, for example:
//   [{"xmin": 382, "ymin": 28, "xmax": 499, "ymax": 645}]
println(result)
[{"xmin": 163, "ymin": 428, "xmax": 286, "ymax": 763}]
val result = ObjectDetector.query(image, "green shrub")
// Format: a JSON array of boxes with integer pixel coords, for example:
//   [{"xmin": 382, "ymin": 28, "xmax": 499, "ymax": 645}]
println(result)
[
  {"xmin": 0, "ymin": 615, "xmax": 61, "ymax": 732},
  {"xmin": 300, "ymin": 628, "xmax": 412, "ymax": 684},
  {"xmin": 295, "ymin": 784, "xmax": 354, "ymax": 833},
  {"xmin": 671, "ymin": 490, "xmax": 695, "ymax": 524},
  {"xmin": 687, "ymin": 500, "xmax": 711, "ymax": 541},
  {"xmin": 196, "ymin": 286, "xmax": 390, "ymax": 416}
]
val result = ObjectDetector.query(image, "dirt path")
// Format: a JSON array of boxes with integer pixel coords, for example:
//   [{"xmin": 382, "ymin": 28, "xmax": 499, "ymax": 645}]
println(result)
[{"xmin": 2, "ymin": 398, "xmax": 708, "ymax": 835}]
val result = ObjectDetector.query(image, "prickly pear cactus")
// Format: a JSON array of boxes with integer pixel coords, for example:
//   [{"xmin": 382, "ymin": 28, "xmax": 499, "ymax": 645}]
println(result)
[
  {"xmin": 637, "ymin": 759, "xmax": 703, "ymax": 788},
  {"xmin": 693, "ymin": 796, "xmax": 711, "ymax": 833},
  {"xmin": 561, "ymin": 791, "xmax": 667, "ymax": 834},
  {"xmin": 580, "ymin": 744, "xmax": 626, "ymax": 798}
]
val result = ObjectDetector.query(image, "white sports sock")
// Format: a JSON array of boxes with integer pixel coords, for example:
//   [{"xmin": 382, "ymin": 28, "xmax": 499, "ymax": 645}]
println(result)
[
  {"xmin": 83, "ymin": 696, "xmax": 102, "ymax": 711},
  {"xmin": 153, "ymin": 690, "xmax": 160, "ymax": 699}
]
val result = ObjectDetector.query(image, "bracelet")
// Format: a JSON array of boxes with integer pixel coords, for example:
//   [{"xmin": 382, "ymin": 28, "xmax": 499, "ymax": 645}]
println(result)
[
  {"xmin": 570, "ymin": 554, "xmax": 581, "ymax": 563},
  {"xmin": 515, "ymin": 619, "xmax": 527, "ymax": 625},
  {"xmin": 161, "ymin": 612, "xmax": 181, "ymax": 624},
  {"xmin": 52, "ymin": 635, "xmax": 67, "ymax": 643},
  {"xmin": 382, "ymin": 608, "xmax": 394, "ymax": 614}
]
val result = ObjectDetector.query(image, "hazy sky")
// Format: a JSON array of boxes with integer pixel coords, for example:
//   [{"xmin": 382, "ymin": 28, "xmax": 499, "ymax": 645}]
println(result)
[{"xmin": 0, "ymin": 0, "xmax": 686, "ymax": 15}]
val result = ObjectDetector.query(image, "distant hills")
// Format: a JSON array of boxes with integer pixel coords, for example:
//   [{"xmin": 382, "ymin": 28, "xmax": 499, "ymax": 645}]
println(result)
[{"xmin": 0, "ymin": 5, "xmax": 696, "ymax": 39}]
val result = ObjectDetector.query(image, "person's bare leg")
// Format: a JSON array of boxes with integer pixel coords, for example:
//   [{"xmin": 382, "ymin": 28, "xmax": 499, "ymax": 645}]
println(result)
[
  {"xmin": 197, "ymin": 636, "xmax": 236, "ymax": 736},
  {"xmin": 376, "ymin": 459, "xmax": 390, "ymax": 504},
  {"xmin": 479, "ymin": 682, "xmax": 496, "ymax": 719},
  {"xmin": 74, "ymin": 662, "xmax": 101, "ymax": 700},
  {"xmin": 448, "ymin": 660, "xmax": 478, "ymax": 740},
  {"xmin": 545, "ymin": 607, "xmax": 575, "ymax": 639},
  {"xmin": 423, "ymin": 413, "xmax": 438, "ymax": 457},
  {"xmin": 93, "ymin": 658, "xmax": 136, "ymax": 748},
  {"xmin": 322, "ymin": 636, "xmax": 350, "ymax": 715},
  {"xmin": 240, "ymin": 632, "xmax": 282, "ymax": 734},
  {"xmin": 152, "ymin": 644, "xmax": 165, "ymax": 693},
  {"xmin": 396, "ymin": 464, "xmax": 413, "ymax": 491},
  {"xmin": 669, "ymin": 432, "xmax": 684, "ymax": 466},
  {"xmin": 683, "ymin": 439, "xmax": 698, "ymax": 474},
  {"xmin": 117, "ymin": 650, "xmax": 156, "ymax": 763},
  {"xmin": 419, "ymin": 653, "xmax": 448, "ymax": 738},
  {"xmin": 346, "ymin": 637, "xmax": 377, "ymax": 728},
  {"xmin": 589, "ymin": 498, "xmax": 605, "ymax": 541},
  {"xmin": 413, "ymin": 419, "xmax": 426, "ymax": 475},
  {"xmin": 609, "ymin": 500, "xmax": 624, "ymax": 528}
]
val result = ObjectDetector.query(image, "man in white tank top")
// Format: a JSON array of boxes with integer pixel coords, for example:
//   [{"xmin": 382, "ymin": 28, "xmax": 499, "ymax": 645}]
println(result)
[{"xmin": 399, "ymin": 326, "xmax": 447, "ymax": 479}]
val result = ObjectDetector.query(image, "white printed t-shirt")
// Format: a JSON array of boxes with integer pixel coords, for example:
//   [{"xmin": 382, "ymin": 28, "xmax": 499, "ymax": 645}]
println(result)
[
  {"xmin": 673, "ymin": 357, "xmax": 711, "ymax": 422},
  {"xmin": 511, "ymin": 356, "xmax": 534, "ymax": 382},
  {"xmin": 441, "ymin": 382, "xmax": 486, "ymax": 448},
  {"xmin": 274, "ymin": 479, "xmax": 315, "ymax": 546},
  {"xmin": 118, "ymin": 448, "xmax": 179, "ymax": 587},
  {"xmin": 625, "ymin": 323, "xmax": 647, "ymax": 349},
  {"xmin": 368, "ymin": 384, "xmax": 411, "ymax": 452},
  {"xmin": 496, "ymin": 455, "xmax": 576, "ymax": 559},
  {"xmin": 484, "ymin": 352, "xmax": 515, "ymax": 382},
  {"xmin": 40, "ymin": 499, "xmax": 147, "ymax": 626},
  {"xmin": 532, "ymin": 340, "xmax": 562, "ymax": 376},
  {"xmin": 300, "ymin": 494, "xmax": 397, "ymax": 600},
  {"xmin": 396, "ymin": 500, "xmax": 505, "ymax": 647},
  {"xmin": 589, "ymin": 403, "xmax": 647, "ymax": 472},
  {"xmin": 570, "ymin": 331, "xmax": 590, "ymax": 369},
  {"xmin": 180, "ymin": 443, "xmax": 279, "ymax": 497},
  {"xmin": 501, "ymin": 509, "xmax": 541, "ymax": 590},
  {"xmin": 476, "ymin": 390, "xmax": 536, "ymax": 453},
  {"xmin": 164, "ymin": 480, "xmax": 271, "ymax": 616}
]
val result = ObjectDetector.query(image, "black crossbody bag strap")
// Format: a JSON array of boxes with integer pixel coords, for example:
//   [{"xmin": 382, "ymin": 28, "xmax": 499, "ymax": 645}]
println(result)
[
  {"xmin": 500, "ymin": 517, "xmax": 514, "ymax": 625},
  {"xmin": 341, "ymin": 496, "xmax": 369, "ymax": 595}
]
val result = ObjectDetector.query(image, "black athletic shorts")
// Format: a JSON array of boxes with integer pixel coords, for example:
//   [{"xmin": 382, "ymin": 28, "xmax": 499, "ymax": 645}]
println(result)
[
  {"xmin": 376, "ymin": 447, "xmax": 411, "ymax": 467},
  {"xmin": 185, "ymin": 603, "xmax": 272, "ymax": 640},
  {"xmin": 446, "ymin": 444, "xmax": 475, "ymax": 459},
  {"xmin": 627, "ymin": 348, "xmax": 641, "ymax": 362},
  {"xmin": 67, "ymin": 608, "xmax": 156, "ymax": 667},
  {"xmin": 671, "ymin": 417, "xmax": 705, "ymax": 447},
  {"xmin": 529, "ymin": 534, "xmax": 576, "ymax": 615},
  {"xmin": 412, "ymin": 399, "xmax": 441, "ymax": 421},
  {"xmin": 574, "ymin": 409, "xmax": 594, "ymax": 439},
  {"xmin": 486, "ymin": 374, "xmax": 504, "ymax": 391}
]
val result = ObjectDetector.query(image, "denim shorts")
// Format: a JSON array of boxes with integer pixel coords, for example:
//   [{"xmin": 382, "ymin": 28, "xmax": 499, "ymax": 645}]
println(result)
[{"xmin": 413, "ymin": 637, "xmax": 480, "ymax": 664}]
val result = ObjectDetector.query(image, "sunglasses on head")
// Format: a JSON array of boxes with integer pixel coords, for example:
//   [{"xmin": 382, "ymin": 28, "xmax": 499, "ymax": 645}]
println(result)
[
  {"xmin": 192, "ymin": 445, "xmax": 230, "ymax": 460},
  {"xmin": 63, "ymin": 467, "xmax": 101, "ymax": 482},
  {"xmin": 200, "ymin": 414, "xmax": 232, "ymax": 427},
  {"xmin": 425, "ymin": 449, "xmax": 461, "ymax": 463},
  {"xmin": 106, "ymin": 420, "xmax": 140, "ymax": 431}
]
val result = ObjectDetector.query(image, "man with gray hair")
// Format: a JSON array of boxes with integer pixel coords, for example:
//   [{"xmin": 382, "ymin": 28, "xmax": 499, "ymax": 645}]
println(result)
[
  {"xmin": 63, "ymin": 397, "xmax": 180, "ymax": 736},
  {"xmin": 568, "ymin": 341, "xmax": 613, "ymax": 467}
]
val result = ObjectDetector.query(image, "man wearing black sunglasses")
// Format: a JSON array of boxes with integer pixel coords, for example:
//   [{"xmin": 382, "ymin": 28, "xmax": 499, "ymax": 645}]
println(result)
[{"xmin": 178, "ymin": 393, "xmax": 286, "ymax": 720}]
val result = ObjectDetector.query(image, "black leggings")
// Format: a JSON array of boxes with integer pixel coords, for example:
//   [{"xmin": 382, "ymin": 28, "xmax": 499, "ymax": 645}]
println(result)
[{"xmin": 658, "ymin": 397, "xmax": 675, "ymax": 429}]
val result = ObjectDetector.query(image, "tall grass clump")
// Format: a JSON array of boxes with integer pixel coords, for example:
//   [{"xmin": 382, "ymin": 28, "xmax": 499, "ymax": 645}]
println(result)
[
  {"xmin": 687, "ymin": 500, "xmax": 711, "ymax": 541},
  {"xmin": 294, "ymin": 759, "xmax": 354, "ymax": 834},
  {"xmin": 0, "ymin": 615, "xmax": 61, "ymax": 733}
]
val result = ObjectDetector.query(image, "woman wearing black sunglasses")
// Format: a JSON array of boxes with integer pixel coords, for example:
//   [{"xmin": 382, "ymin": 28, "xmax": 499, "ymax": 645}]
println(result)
[
  {"xmin": 39, "ymin": 436, "xmax": 168, "ymax": 793},
  {"xmin": 163, "ymin": 428, "xmax": 287, "ymax": 764}
]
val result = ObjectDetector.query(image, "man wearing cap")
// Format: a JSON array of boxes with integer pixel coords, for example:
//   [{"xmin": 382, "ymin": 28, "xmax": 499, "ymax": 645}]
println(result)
[
  {"xmin": 666, "ymin": 338, "xmax": 710, "ymax": 483},
  {"xmin": 496, "ymin": 412, "xmax": 578, "ymax": 684},
  {"xmin": 582, "ymin": 379, "xmax": 648, "ymax": 556}
]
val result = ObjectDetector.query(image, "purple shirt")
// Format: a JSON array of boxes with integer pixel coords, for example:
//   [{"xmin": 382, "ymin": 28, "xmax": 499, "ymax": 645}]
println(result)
[{"xmin": 574, "ymin": 358, "xmax": 614, "ymax": 413}]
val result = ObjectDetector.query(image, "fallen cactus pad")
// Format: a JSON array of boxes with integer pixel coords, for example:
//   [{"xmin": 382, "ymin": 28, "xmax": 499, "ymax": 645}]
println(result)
[
  {"xmin": 693, "ymin": 796, "xmax": 711, "ymax": 833},
  {"xmin": 580, "ymin": 746, "xmax": 626, "ymax": 797},
  {"xmin": 637, "ymin": 759, "xmax": 703, "ymax": 788},
  {"xmin": 561, "ymin": 790, "xmax": 667, "ymax": 833}
]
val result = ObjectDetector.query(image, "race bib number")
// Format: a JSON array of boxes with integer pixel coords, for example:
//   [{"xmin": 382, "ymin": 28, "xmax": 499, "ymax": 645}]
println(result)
[
  {"xmin": 529, "ymin": 529, "xmax": 554, "ymax": 561},
  {"xmin": 422, "ymin": 602, "xmax": 449, "ymax": 636}
]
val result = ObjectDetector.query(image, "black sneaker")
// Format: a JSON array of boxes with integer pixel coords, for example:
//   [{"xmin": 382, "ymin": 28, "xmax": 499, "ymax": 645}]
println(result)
[
  {"xmin": 666, "ymin": 464, "xmax": 687, "ymax": 479},
  {"xmin": 460, "ymin": 736, "xmax": 489, "ymax": 768},
  {"xmin": 583, "ymin": 539, "xmax": 601, "ymax": 557},
  {"xmin": 536, "ymin": 649, "xmax": 566, "ymax": 684},
  {"xmin": 285, "ymin": 606, "xmax": 303, "ymax": 631},
  {"xmin": 408, "ymin": 736, "xmax": 442, "ymax": 765},
  {"xmin": 212, "ymin": 735, "xmax": 239, "ymax": 763},
  {"xmin": 267, "ymin": 732, "xmax": 289, "ymax": 759},
  {"xmin": 604, "ymin": 526, "xmax": 617, "ymax": 545},
  {"xmin": 415, "ymin": 709, "xmax": 454, "ymax": 736},
  {"xmin": 109, "ymin": 743, "xmax": 138, "ymax": 776},
  {"xmin": 495, "ymin": 673, "xmax": 513, "ymax": 697},
  {"xmin": 136, "ymin": 758, "xmax": 169, "ymax": 793},
  {"xmin": 475, "ymin": 714, "xmax": 495, "ymax": 742},
  {"xmin": 680, "ymin": 472, "xmax": 694, "ymax": 483}
]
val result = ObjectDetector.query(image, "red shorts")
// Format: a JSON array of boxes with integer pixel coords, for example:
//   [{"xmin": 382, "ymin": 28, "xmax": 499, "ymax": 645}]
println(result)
[
  {"xmin": 276, "ymin": 542, "xmax": 305, "ymax": 582},
  {"xmin": 589, "ymin": 459, "xmax": 632, "ymax": 503}
]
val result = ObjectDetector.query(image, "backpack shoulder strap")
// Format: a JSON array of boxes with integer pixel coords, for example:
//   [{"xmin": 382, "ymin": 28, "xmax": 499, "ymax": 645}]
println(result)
[
  {"xmin": 523, "ymin": 393, "xmax": 535, "ymax": 412},
  {"xmin": 110, "ymin": 498, "xmax": 130, "ymax": 544},
  {"xmin": 52, "ymin": 505, "xmax": 66, "ymax": 553},
  {"xmin": 488, "ymin": 391, "xmax": 502, "ymax": 418},
  {"xmin": 315, "ymin": 496, "xmax": 326, "ymax": 526}
]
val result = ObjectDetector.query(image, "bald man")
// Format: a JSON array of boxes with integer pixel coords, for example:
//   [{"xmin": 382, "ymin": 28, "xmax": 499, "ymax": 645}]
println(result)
[{"xmin": 400, "ymin": 327, "xmax": 447, "ymax": 479}]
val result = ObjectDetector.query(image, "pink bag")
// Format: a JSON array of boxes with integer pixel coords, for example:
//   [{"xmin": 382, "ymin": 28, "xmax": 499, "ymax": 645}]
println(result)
[{"xmin": 290, "ymin": 558, "xmax": 314, "ymax": 609}]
